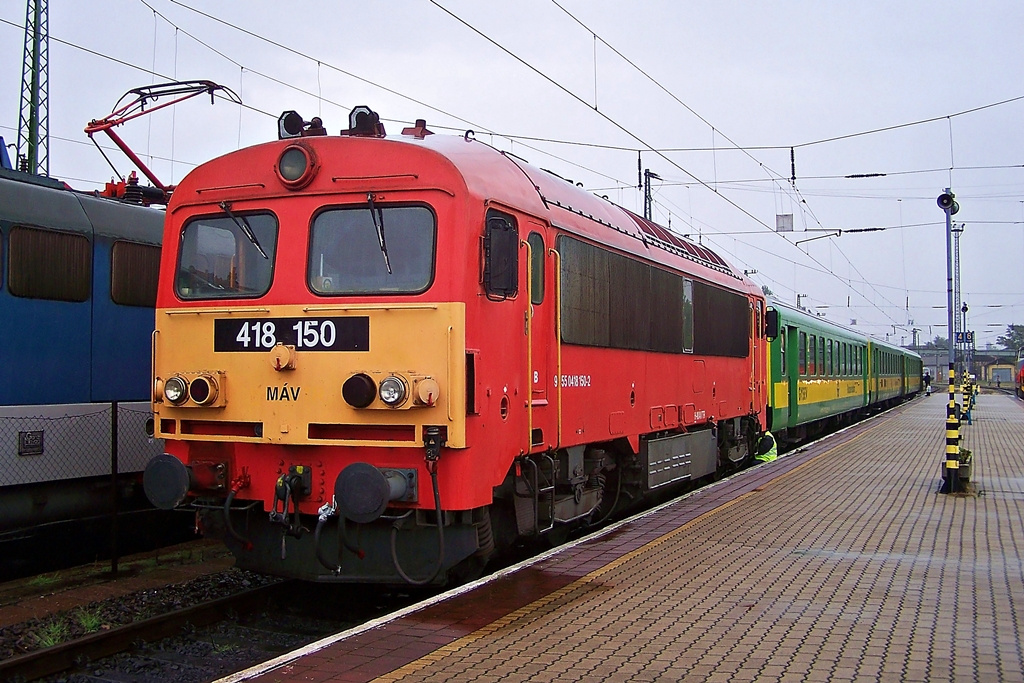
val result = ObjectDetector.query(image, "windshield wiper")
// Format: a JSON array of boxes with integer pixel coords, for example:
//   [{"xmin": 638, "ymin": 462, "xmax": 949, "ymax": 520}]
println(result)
[
  {"xmin": 366, "ymin": 192, "xmax": 393, "ymax": 275},
  {"xmin": 219, "ymin": 201, "xmax": 268, "ymax": 260}
]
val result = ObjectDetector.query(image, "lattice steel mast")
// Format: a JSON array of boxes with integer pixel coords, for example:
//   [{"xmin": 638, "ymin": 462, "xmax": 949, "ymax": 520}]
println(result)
[{"xmin": 17, "ymin": 0, "xmax": 49, "ymax": 175}]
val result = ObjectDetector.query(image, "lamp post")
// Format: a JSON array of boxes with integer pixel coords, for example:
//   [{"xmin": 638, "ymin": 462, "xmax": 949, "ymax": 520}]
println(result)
[{"xmin": 938, "ymin": 189, "xmax": 963, "ymax": 494}]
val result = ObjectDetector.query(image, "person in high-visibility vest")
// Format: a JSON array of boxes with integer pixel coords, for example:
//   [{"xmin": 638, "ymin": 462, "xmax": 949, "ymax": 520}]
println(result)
[{"xmin": 755, "ymin": 431, "xmax": 778, "ymax": 463}]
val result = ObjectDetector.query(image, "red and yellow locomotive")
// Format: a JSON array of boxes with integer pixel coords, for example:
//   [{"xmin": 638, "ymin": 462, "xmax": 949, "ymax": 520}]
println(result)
[{"xmin": 143, "ymin": 107, "xmax": 768, "ymax": 583}]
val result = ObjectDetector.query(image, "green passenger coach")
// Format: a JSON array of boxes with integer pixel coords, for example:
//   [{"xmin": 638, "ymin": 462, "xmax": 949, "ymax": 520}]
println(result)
[{"xmin": 766, "ymin": 301, "xmax": 921, "ymax": 445}]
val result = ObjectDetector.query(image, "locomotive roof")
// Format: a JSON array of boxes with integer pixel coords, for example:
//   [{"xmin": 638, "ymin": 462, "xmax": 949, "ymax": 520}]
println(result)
[
  {"xmin": 0, "ymin": 168, "xmax": 163, "ymax": 245},
  {"xmin": 173, "ymin": 120, "xmax": 760, "ymax": 297},
  {"xmin": 404, "ymin": 132, "xmax": 754, "ymax": 292}
]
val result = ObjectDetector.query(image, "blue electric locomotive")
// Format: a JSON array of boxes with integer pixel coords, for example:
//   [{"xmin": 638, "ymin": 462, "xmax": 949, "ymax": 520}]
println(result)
[{"xmin": 0, "ymin": 165, "xmax": 164, "ymax": 545}]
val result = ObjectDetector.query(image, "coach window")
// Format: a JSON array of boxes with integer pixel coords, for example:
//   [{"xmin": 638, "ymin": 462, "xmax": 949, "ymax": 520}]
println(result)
[
  {"xmin": 799, "ymin": 331, "xmax": 807, "ymax": 375},
  {"xmin": 8, "ymin": 225, "xmax": 90, "ymax": 301},
  {"xmin": 111, "ymin": 241, "xmax": 160, "ymax": 307},
  {"xmin": 818, "ymin": 337, "xmax": 826, "ymax": 376},
  {"xmin": 808, "ymin": 334, "xmax": 816, "ymax": 375},
  {"xmin": 826, "ymin": 339, "xmax": 833, "ymax": 376},
  {"xmin": 177, "ymin": 212, "xmax": 278, "ymax": 300},
  {"xmin": 483, "ymin": 209, "xmax": 518, "ymax": 300},
  {"xmin": 528, "ymin": 232, "xmax": 544, "ymax": 305},
  {"xmin": 309, "ymin": 205, "xmax": 434, "ymax": 295}
]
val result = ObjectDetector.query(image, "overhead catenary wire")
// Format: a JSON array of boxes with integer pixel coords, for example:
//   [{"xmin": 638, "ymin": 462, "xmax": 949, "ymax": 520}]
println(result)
[
  {"xmin": 157, "ymin": 1, "xmax": 634, "ymax": 188},
  {"xmin": 4, "ymin": 7, "xmax": 1016, "ymax": 334}
]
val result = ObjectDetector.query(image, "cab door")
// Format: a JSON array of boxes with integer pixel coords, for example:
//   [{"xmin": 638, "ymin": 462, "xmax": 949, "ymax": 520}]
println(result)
[
  {"xmin": 751, "ymin": 299, "xmax": 766, "ymax": 414},
  {"xmin": 525, "ymin": 226, "xmax": 558, "ymax": 451}
]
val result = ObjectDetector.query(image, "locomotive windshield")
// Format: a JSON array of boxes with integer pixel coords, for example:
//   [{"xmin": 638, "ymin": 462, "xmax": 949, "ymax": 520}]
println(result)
[
  {"xmin": 308, "ymin": 205, "xmax": 435, "ymax": 295},
  {"xmin": 176, "ymin": 213, "xmax": 278, "ymax": 299}
]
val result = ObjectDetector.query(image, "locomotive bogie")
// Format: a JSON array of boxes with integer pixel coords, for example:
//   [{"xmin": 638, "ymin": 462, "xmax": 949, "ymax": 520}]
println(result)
[{"xmin": 199, "ymin": 501, "xmax": 485, "ymax": 584}]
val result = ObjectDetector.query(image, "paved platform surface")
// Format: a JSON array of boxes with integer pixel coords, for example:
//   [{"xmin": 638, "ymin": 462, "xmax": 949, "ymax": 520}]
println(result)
[{"xmin": 227, "ymin": 394, "xmax": 1024, "ymax": 683}]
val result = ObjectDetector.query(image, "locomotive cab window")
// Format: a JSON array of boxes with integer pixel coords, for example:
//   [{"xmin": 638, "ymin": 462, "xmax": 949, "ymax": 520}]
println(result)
[
  {"xmin": 527, "ymin": 231, "xmax": 544, "ymax": 305},
  {"xmin": 483, "ymin": 210, "xmax": 519, "ymax": 300},
  {"xmin": 309, "ymin": 204, "xmax": 435, "ymax": 295},
  {"xmin": 177, "ymin": 212, "xmax": 278, "ymax": 300}
]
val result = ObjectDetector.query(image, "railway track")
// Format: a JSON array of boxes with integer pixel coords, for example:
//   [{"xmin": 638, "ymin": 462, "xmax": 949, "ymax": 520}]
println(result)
[
  {"xmin": 4, "ymin": 578, "xmax": 427, "ymax": 682},
  {"xmin": 1, "ymin": 581, "xmax": 283, "ymax": 682}
]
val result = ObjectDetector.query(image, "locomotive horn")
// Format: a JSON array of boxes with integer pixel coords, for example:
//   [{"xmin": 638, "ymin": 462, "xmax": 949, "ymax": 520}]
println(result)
[{"xmin": 278, "ymin": 111, "xmax": 305, "ymax": 139}]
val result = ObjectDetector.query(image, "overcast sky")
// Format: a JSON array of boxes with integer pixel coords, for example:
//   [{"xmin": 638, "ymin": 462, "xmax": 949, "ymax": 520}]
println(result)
[{"xmin": 2, "ymin": 1, "xmax": 1022, "ymax": 348}]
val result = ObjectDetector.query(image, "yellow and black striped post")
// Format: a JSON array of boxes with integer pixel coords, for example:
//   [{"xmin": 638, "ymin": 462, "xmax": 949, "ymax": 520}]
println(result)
[
  {"xmin": 958, "ymin": 370, "xmax": 966, "ymax": 413},
  {"xmin": 941, "ymin": 363, "xmax": 962, "ymax": 493}
]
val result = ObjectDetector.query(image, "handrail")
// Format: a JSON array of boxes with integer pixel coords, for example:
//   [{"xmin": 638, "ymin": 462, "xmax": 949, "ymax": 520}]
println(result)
[{"xmin": 523, "ymin": 238, "xmax": 533, "ymax": 455}]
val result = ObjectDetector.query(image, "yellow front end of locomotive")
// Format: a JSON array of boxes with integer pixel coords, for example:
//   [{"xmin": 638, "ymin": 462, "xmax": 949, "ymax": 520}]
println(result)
[{"xmin": 152, "ymin": 302, "xmax": 466, "ymax": 448}]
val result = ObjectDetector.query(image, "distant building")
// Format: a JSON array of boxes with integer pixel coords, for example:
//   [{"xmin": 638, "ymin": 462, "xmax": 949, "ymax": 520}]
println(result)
[{"xmin": 909, "ymin": 345, "xmax": 1016, "ymax": 385}]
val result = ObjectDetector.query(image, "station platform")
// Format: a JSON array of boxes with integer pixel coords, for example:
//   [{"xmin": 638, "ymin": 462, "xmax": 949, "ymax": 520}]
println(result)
[{"xmin": 221, "ymin": 393, "xmax": 1024, "ymax": 683}]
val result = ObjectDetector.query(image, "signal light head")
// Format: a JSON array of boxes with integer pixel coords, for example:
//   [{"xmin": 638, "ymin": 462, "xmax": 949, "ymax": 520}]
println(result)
[{"xmin": 189, "ymin": 374, "xmax": 220, "ymax": 406}]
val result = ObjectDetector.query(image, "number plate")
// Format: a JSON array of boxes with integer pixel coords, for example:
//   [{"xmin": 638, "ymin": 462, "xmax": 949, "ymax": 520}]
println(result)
[{"xmin": 214, "ymin": 317, "xmax": 369, "ymax": 352}]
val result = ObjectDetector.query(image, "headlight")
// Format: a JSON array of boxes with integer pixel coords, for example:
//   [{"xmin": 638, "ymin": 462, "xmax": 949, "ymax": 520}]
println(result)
[
  {"xmin": 278, "ymin": 147, "xmax": 307, "ymax": 181},
  {"xmin": 275, "ymin": 143, "xmax": 318, "ymax": 189},
  {"xmin": 165, "ymin": 376, "xmax": 188, "ymax": 405},
  {"xmin": 379, "ymin": 376, "xmax": 407, "ymax": 407}
]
